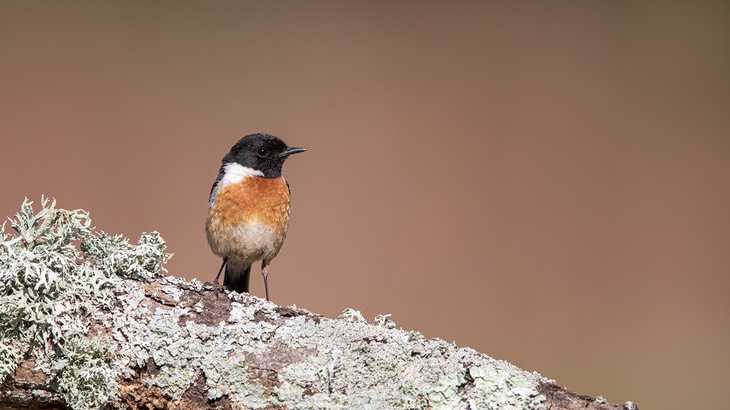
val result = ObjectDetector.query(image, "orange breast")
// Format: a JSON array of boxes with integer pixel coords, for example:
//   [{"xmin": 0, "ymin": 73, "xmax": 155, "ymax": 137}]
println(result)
[
  {"xmin": 210, "ymin": 176, "xmax": 291, "ymax": 229},
  {"xmin": 206, "ymin": 176, "xmax": 292, "ymax": 261}
]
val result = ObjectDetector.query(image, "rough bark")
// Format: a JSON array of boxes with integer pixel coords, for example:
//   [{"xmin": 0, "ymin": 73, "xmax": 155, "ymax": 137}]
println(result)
[
  {"xmin": 0, "ymin": 199, "xmax": 636, "ymax": 409},
  {"xmin": 1, "ymin": 275, "xmax": 636, "ymax": 410}
]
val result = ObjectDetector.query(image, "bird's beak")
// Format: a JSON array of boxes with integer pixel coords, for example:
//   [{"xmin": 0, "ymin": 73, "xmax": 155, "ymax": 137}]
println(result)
[{"xmin": 280, "ymin": 147, "xmax": 307, "ymax": 157}]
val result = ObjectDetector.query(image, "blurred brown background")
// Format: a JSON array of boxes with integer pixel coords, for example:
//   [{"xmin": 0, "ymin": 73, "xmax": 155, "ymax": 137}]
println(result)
[{"xmin": 1, "ymin": 2, "xmax": 728, "ymax": 409}]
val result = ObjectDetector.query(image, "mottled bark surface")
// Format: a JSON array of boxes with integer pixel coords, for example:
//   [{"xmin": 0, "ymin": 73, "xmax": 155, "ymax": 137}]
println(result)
[{"xmin": 1, "ymin": 275, "xmax": 636, "ymax": 410}]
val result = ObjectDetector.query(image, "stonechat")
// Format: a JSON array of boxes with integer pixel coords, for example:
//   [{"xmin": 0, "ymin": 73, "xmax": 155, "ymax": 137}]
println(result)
[{"xmin": 206, "ymin": 133, "xmax": 305, "ymax": 301}]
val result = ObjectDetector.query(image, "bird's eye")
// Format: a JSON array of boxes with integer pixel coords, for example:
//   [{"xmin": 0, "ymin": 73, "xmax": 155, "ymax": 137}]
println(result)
[{"xmin": 256, "ymin": 148, "xmax": 269, "ymax": 158}]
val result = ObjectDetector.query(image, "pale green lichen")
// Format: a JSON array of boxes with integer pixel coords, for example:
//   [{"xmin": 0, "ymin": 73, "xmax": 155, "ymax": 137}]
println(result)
[
  {"xmin": 468, "ymin": 365, "xmax": 547, "ymax": 409},
  {"xmin": 2, "ymin": 198, "xmax": 550, "ymax": 409},
  {"xmin": 53, "ymin": 334, "xmax": 120, "ymax": 410},
  {"xmin": 263, "ymin": 311, "xmax": 547, "ymax": 409},
  {"xmin": 1, "ymin": 197, "xmax": 107, "ymax": 382},
  {"xmin": 0, "ymin": 197, "xmax": 171, "ymax": 409},
  {"xmin": 143, "ymin": 310, "xmax": 264, "ymax": 399},
  {"xmin": 82, "ymin": 230, "xmax": 171, "ymax": 281},
  {"xmin": 428, "ymin": 367, "xmax": 468, "ymax": 408}
]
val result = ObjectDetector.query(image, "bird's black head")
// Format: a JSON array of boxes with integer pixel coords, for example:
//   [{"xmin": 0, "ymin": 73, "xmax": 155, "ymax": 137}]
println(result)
[{"xmin": 223, "ymin": 133, "xmax": 306, "ymax": 178}]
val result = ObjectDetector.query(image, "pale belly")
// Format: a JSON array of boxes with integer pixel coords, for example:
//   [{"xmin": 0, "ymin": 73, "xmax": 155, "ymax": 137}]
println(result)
[{"xmin": 206, "ymin": 217, "xmax": 287, "ymax": 266}]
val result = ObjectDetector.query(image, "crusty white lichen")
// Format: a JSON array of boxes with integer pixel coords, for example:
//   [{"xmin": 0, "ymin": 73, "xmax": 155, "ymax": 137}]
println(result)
[{"xmin": 1, "ymin": 198, "xmax": 548, "ymax": 409}]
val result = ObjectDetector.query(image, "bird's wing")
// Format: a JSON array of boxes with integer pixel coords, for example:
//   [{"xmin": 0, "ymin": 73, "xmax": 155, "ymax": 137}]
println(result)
[{"xmin": 209, "ymin": 169, "xmax": 225, "ymax": 206}]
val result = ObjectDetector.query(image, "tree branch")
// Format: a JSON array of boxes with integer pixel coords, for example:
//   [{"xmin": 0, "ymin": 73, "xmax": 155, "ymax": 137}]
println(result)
[{"xmin": 0, "ymin": 198, "xmax": 637, "ymax": 409}]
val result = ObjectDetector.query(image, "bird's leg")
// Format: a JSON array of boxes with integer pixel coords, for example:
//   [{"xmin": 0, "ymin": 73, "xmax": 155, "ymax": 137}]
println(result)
[
  {"xmin": 213, "ymin": 258, "xmax": 227, "ymax": 296},
  {"xmin": 214, "ymin": 258, "xmax": 227, "ymax": 284},
  {"xmin": 262, "ymin": 259, "xmax": 270, "ymax": 301}
]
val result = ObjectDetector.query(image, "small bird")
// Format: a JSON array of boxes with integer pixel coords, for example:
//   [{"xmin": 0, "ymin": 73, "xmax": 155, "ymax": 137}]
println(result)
[{"xmin": 206, "ymin": 133, "xmax": 306, "ymax": 300}]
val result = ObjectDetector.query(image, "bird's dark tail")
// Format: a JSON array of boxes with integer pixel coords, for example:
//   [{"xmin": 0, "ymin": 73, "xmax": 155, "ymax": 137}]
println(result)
[{"xmin": 224, "ymin": 262, "xmax": 251, "ymax": 293}]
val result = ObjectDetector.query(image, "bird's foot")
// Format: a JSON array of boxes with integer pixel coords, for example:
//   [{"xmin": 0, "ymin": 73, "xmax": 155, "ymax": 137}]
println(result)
[{"xmin": 210, "ymin": 280, "xmax": 225, "ymax": 298}]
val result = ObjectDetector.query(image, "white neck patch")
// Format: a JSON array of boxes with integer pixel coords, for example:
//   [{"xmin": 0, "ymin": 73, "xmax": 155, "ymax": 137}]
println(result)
[{"xmin": 209, "ymin": 163, "xmax": 264, "ymax": 206}]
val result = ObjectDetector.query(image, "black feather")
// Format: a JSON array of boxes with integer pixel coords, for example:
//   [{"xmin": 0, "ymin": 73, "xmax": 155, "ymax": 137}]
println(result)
[{"xmin": 224, "ymin": 264, "xmax": 251, "ymax": 293}]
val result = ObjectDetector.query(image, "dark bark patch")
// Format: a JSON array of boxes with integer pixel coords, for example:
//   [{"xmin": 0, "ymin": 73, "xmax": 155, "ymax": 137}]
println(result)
[
  {"xmin": 176, "ymin": 287, "xmax": 233, "ymax": 327},
  {"xmin": 362, "ymin": 335, "xmax": 388, "ymax": 344},
  {"xmin": 538, "ymin": 382, "xmax": 633, "ymax": 410}
]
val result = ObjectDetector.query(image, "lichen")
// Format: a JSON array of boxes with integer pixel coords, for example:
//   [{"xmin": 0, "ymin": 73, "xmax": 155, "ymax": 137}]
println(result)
[
  {"xmin": 53, "ymin": 334, "xmax": 120, "ymax": 410},
  {"xmin": 427, "ymin": 368, "xmax": 468, "ymax": 408},
  {"xmin": 2, "ymin": 198, "xmax": 550, "ymax": 409},
  {"xmin": 82, "ymin": 229, "xmax": 171, "ymax": 281},
  {"xmin": 0, "ymin": 197, "xmax": 171, "ymax": 408},
  {"xmin": 467, "ymin": 365, "xmax": 547, "ymax": 409}
]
